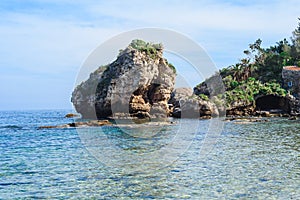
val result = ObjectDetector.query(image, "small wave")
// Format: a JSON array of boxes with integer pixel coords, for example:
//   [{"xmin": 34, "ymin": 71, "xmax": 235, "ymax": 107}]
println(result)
[
  {"xmin": 0, "ymin": 181, "xmax": 35, "ymax": 186},
  {"xmin": 0, "ymin": 125, "xmax": 22, "ymax": 129}
]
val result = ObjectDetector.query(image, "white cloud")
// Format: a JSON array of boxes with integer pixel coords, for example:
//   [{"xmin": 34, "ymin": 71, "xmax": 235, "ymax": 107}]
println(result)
[
  {"xmin": 1, "ymin": 0, "xmax": 299, "ymax": 73},
  {"xmin": 84, "ymin": 0, "xmax": 300, "ymax": 68},
  {"xmin": 0, "ymin": 13, "xmax": 122, "ymax": 75},
  {"xmin": 88, "ymin": 0, "xmax": 299, "ymax": 33},
  {"xmin": 0, "ymin": 0, "xmax": 299, "ymax": 109}
]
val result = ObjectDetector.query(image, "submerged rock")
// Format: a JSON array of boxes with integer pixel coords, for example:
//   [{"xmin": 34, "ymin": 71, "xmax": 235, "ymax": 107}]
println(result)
[
  {"xmin": 288, "ymin": 116, "xmax": 297, "ymax": 120},
  {"xmin": 38, "ymin": 120, "xmax": 112, "ymax": 129},
  {"xmin": 254, "ymin": 111, "xmax": 270, "ymax": 117},
  {"xmin": 71, "ymin": 40, "xmax": 176, "ymax": 120},
  {"xmin": 224, "ymin": 117, "xmax": 269, "ymax": 123},
  {"xmin": 64, "ymin": 113, "xmax": 80, "ymax": 118}
]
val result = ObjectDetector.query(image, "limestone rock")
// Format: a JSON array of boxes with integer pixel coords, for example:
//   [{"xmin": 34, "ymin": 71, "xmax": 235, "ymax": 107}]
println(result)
[
  {"xmin": 169, "ymin": 87, "xmax": 219, "ymax": 118},
  {"xmin": 226, "ymin": 101, "xmax": 255, "ymax": 116},
  {"xmin": 71, "ymin": 40, "xmax": 176, "ymax": 120},
  {"xmin": 169, "ymin": 87, "xmax": 193, "ymax": 107}
]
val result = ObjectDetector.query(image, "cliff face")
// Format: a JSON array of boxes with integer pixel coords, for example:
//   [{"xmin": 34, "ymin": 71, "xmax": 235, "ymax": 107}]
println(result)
[{"xmin": 71, "ymin": 40, "xmax": 176, "ymax": 120}]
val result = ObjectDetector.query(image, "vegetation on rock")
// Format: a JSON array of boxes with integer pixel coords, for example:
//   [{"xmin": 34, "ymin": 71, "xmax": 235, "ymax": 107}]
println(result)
[
  {"xmin": 121, "ymin": 39, "xmax": 163, "ymax": 59},
  {"xmin": 121, "ymin": 39, "xmax": 176, "ymax": 73},
  {"xmin": 167, "ymin": 62, "xmax": 177, "ymax": 74},
  {"xmin": 196, "ymin": 18, "xmax": 300, "ymax": 109},
  {"xmin": 198, "ymin": 93, "xmax": 209, "ymax": 101},
  {"xmin": 224, "ymin": 77, "xmax": 286, "ymax": 108}
]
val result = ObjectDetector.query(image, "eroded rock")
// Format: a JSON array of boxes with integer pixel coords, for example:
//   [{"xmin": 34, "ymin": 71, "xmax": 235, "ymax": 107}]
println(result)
[
  {"xmin": 71, "ymin": 40, "xmax": 176, "ymax": 120},
  {"xmin": 169, "ymin": 88, "xmax": 219, "ymax": 118}
]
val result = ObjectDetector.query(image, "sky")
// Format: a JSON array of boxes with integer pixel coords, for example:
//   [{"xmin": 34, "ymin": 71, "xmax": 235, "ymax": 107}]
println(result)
[{"xmin": 0, "ymin": 0, "xmax": 299, "ymax": 110}]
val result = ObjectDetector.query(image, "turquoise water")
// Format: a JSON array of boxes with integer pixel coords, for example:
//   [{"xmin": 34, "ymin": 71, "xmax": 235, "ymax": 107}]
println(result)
[{"xmin": 0, "ymin": 110, "xmax": 299, "ymax": 199}]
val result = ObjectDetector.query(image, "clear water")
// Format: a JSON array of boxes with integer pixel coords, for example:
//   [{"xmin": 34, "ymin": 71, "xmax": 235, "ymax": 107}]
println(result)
[{"xmin": 0, "ymin": 110, "xmax": 299, "ymax": 199}]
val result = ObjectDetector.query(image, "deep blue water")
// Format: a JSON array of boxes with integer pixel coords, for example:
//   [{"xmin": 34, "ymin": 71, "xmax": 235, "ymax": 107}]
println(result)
[{"xmin": 0, "ymin": 110, "xmax": 299, "ymax": 199}]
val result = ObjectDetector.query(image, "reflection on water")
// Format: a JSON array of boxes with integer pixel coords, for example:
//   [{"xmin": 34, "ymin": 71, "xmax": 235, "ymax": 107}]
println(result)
[{"xmin": 0, "ymin": 111, "xmax": 299, "ymax": 199}]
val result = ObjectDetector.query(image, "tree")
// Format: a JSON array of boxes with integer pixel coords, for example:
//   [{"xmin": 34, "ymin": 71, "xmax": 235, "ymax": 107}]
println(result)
[
  {"xmin": 291, "ymin": 18, "xmax": 300, "ymax": 47},
  {"xmin": 291, "ymin": 18, "xmax": 300, "ymax": 64}
]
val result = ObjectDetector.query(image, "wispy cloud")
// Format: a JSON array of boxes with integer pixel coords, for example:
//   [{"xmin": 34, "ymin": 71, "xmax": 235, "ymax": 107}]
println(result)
[
  {"xmin": 0, "ymin": 13, "xmax": 121, "ymax": 74},
  {"xmin": 88, "ymin": 0, "xmax": 299, "ymax": 32},
  {"xmin": 0, "ymin": 0, "xmax": 299, "ymax": 109}
]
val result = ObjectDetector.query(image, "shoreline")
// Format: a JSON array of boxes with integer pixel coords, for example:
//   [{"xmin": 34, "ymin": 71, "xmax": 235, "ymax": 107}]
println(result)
[{"xmin": 37, "ymin": 112, "xmax": 298, "ymax": 129}]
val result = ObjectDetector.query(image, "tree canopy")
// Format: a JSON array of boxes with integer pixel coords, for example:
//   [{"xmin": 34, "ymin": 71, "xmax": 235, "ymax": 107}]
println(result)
[{"xmin": 197, "ymin": 18, "xmax": 300, "ymax": 107}]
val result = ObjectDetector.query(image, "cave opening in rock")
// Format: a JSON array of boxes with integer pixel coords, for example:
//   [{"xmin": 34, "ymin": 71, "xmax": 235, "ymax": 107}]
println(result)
[
  {"xmin": 255, "ymin": 95, "xmax": 291, "ymax": 113},
  {"xmin": 147, "ymin": 83, "xmax": 161, "ymax": 104}
]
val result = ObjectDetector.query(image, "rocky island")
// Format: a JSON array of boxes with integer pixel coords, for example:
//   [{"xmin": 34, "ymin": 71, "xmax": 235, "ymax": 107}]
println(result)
[{"xmin": 72, "ymin": 39, "xmax": 177, "ymax": 121}]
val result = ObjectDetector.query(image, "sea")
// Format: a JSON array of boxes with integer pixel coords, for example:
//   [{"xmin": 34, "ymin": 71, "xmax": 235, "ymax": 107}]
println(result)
[{"xmin": 0, "ymin": 110, "xmax": 299, "ymax": 199}]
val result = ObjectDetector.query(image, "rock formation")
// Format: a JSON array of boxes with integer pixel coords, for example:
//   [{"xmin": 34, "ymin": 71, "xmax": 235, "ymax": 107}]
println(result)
[
  {"xmin": 226, "ymin": 103, "xmax": 255, "ymax": 116},
  {"xmin": 169, "ymin": 87, "xmax": 219, "ymax": 118},
  {"xmin": 194, "ymin": 76, "xmax": 299, "ymax": 116},
  {"xmin": 71, "ymin": 39, "xmax": 176, "ymax": 120}
]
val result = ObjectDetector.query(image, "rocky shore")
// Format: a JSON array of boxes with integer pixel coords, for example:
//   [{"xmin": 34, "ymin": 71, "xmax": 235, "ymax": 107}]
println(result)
[{"xmin": 38, "ymin": 118, "xmax": 177, "ymax": 129}]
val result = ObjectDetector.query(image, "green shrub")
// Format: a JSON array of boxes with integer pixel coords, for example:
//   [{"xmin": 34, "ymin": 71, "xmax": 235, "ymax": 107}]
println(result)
[
  {"xmin": 129, "ymin": 39, "xmax": 163, "ymax": 59},
  {"xmin": 129, "ymin": 39, "xmax": 176, "ymax": 73},
  {"xmin": 199, "ymin": 94, "xmax": 209, "ymax": 101},
  {"xmin": 168, "ymin": 63, "xmax": 176, "ymax": 74},
  {"xmin": 230, "ymin": 80, "xmax": 239, "ymax": 88}
]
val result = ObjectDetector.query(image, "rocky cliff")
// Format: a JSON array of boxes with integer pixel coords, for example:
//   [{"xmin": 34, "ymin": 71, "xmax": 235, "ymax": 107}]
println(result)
[{"xmin": 71, "ymin": 39, "xmax": 176, "ymax": 120}]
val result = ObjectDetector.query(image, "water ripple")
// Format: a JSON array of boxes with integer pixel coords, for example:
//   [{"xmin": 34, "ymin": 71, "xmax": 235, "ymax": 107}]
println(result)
[{"xmin": 0, "ymin": 111, "xmax": 299, "ymax": 199}]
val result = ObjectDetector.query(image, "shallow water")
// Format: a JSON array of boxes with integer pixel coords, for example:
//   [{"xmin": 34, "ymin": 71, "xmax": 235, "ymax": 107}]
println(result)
[{"xmin": 0, "ymin": 110, "xmax": 299, "ymax": 199}]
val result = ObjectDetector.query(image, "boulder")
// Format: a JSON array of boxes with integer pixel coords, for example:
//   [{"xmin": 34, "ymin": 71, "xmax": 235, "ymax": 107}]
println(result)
[{"xmin": 169, "ymin": 88, "xmax": 219, "ymax": 118}]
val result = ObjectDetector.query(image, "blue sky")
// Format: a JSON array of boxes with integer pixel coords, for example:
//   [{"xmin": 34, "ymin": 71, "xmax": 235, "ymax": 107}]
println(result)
[{"xmin": 0, "ymin": 0, "xmax": 299, "ymax": 110}]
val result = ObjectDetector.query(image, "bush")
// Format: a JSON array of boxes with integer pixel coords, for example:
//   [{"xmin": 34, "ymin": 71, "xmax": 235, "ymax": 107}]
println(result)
[
  {"xmin": 168, "ymin": 62, "xmax": 176, "ymax": 74},
  {"xmin": 230, "ymin": 80, "xmax": 239, "ymax": 88},
  {"xmin": 199, "ymin": 94, "xmax": 209, "ymax": 101},
  {"xmin": 129, "ymin": 39, "xmax": 176, "ymax": 73},
  {"xmin": 129, "ymin": 39, "xmax": 163, "ymax": 59}
]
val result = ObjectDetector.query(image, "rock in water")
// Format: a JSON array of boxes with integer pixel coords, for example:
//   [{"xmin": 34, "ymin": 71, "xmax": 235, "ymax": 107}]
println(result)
[
  {"xmin": 168, "ymin": 87, "xmax": 219, "ymax": 118},
  {"xmin": 64, "ymin": 113, "xmax": 80, "ymax": 118},
  {"xmin": 71, "ymin": 39, "xmax": 176, "ymax": 120}
]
